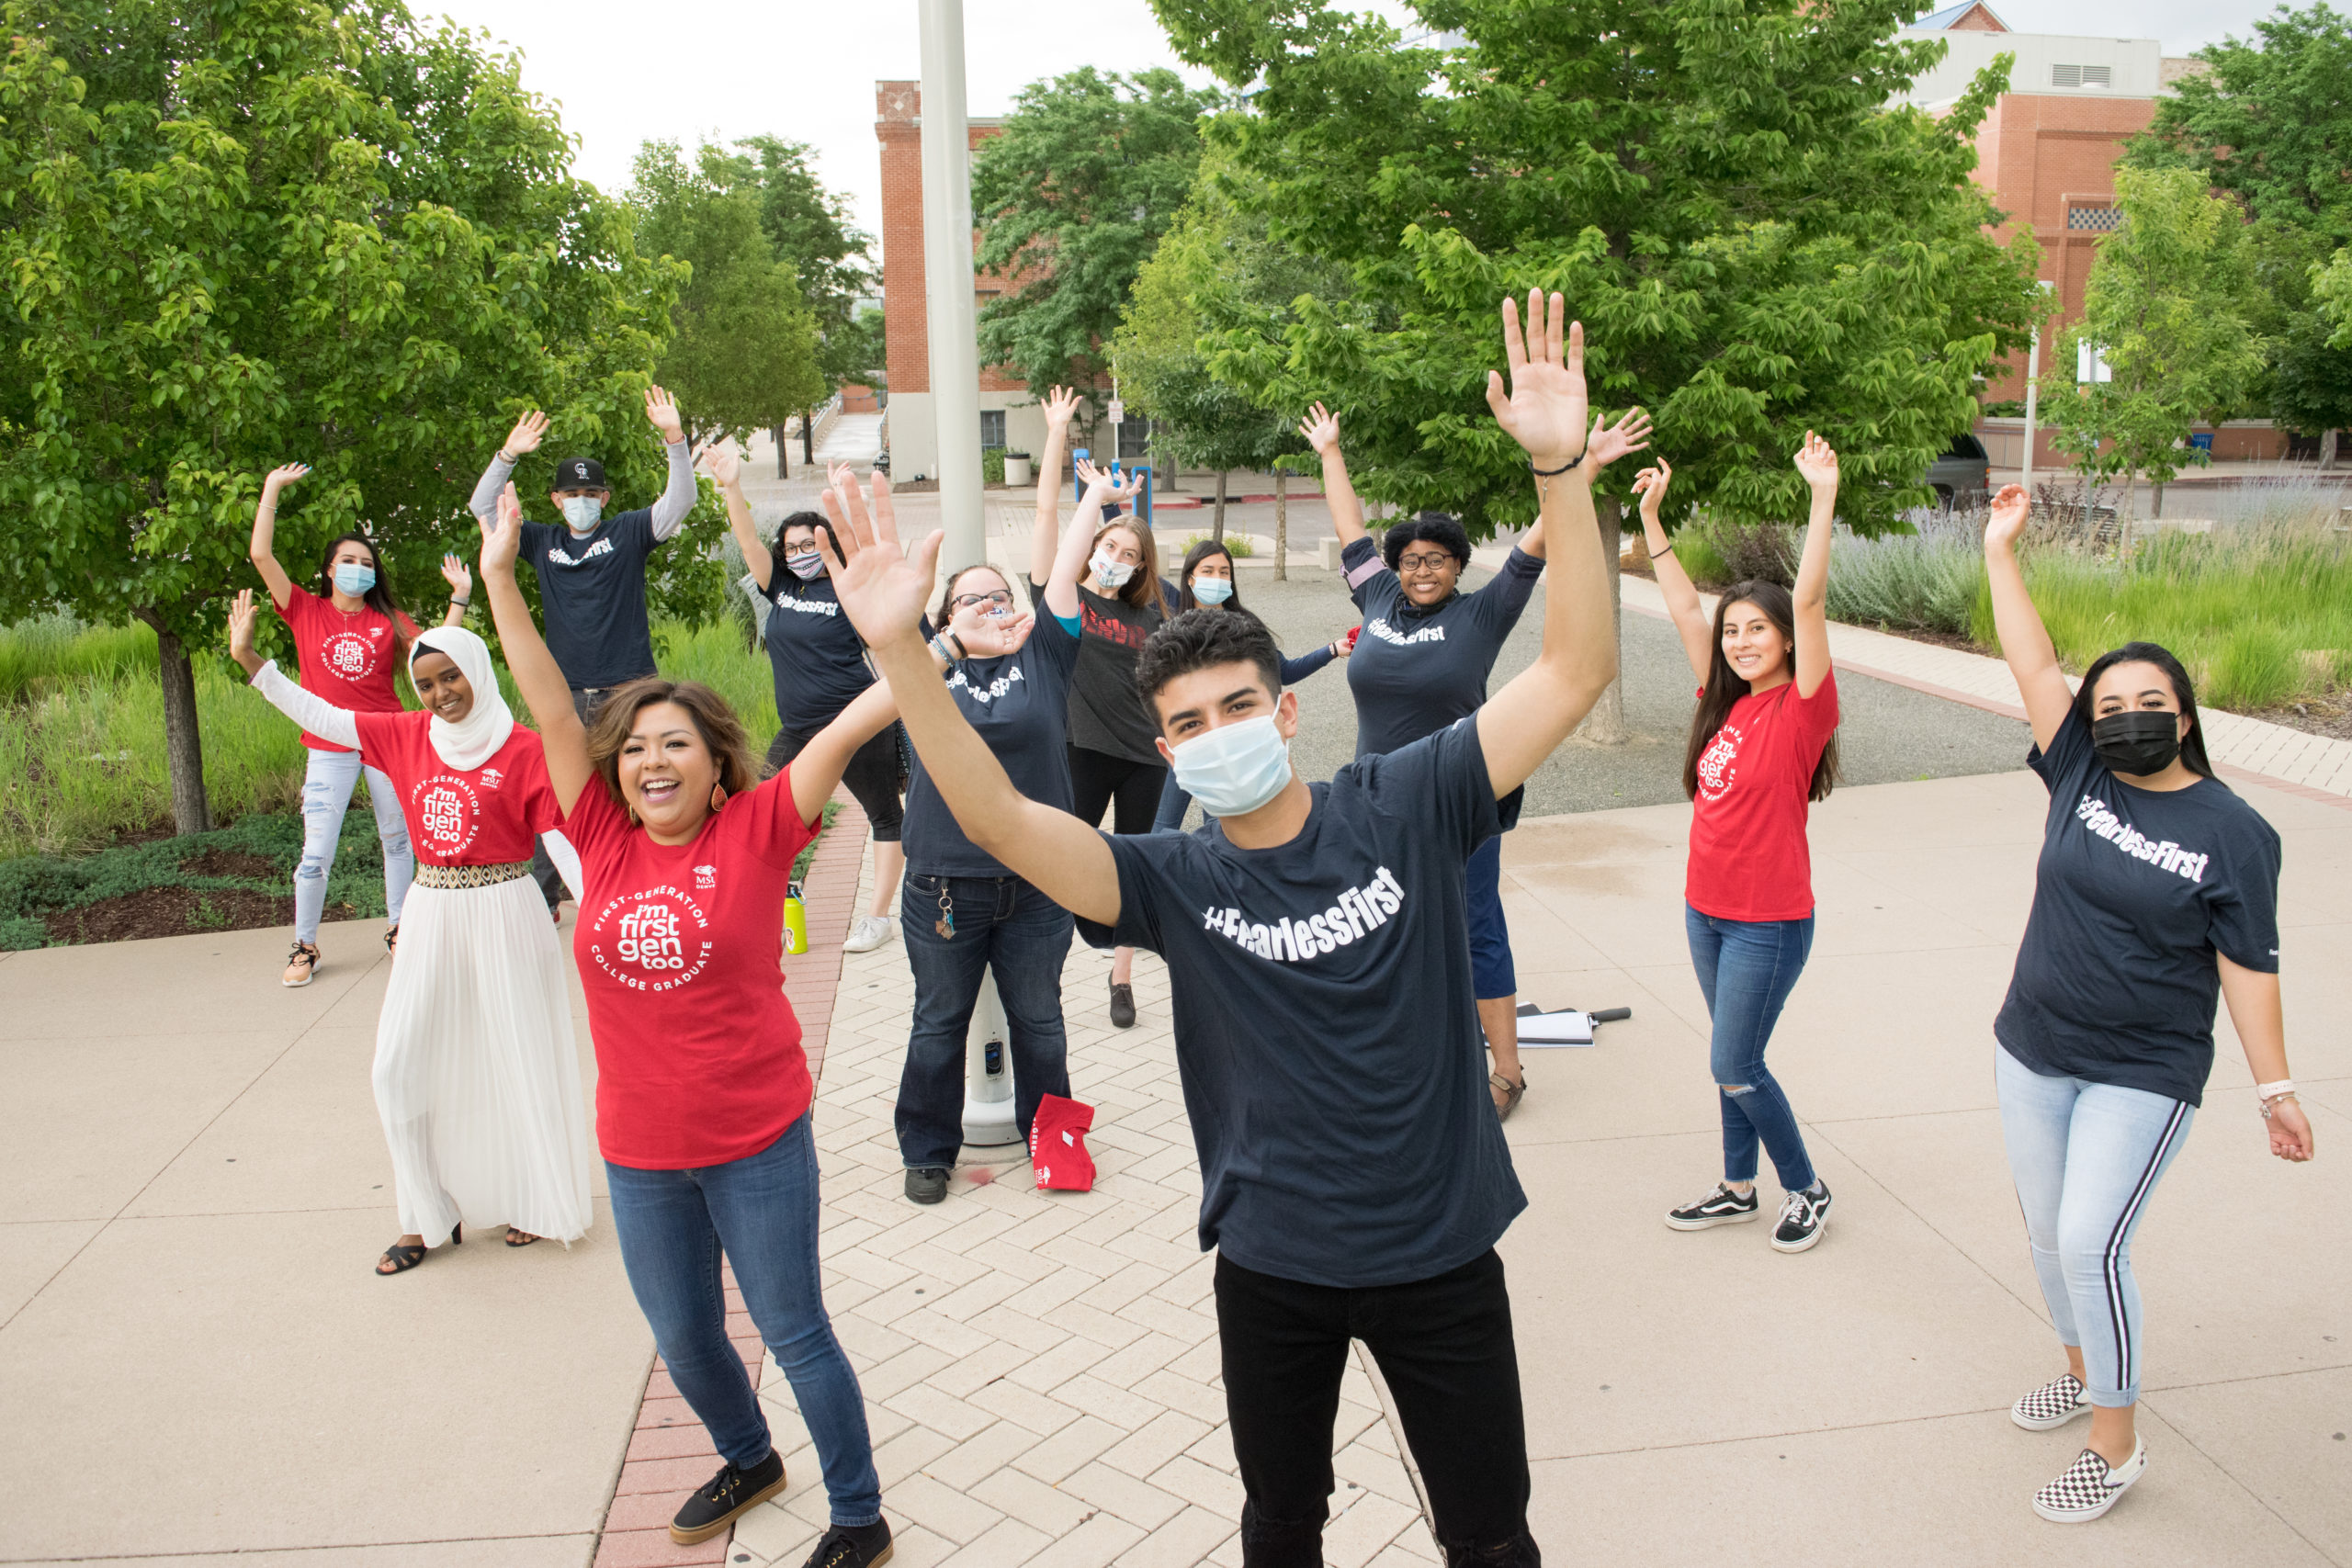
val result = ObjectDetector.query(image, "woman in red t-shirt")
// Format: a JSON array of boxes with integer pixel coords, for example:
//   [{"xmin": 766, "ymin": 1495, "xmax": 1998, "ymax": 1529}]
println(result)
[
  {"xmin": 228, "ymin": 592, "xmax": 593, "ymax": 1275},
  {"xmin": 246, "ymin": 462, "xmax": 468, "ymax": 987},
  {"xmin": 1638, "ymin": 438, "xmax": 1845, "ymax": 1255},
  {"xmin": 480, "ymin": 478, "xmax": 926, "ymax": 1562}
]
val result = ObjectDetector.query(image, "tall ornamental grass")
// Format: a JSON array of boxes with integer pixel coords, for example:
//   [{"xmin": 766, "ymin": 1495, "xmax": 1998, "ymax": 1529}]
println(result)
[
  {"xmin": 1824, "ymin": 519, "xmax": 1985, "ymax": 636},
  {"xmin": 0, "ymin": 615, "xmax": 159, "ymax": 701}
]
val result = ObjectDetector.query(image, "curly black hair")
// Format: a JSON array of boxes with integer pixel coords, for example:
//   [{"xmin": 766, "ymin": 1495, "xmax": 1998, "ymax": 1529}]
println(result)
[
  {"xmin": 1133, "ymin": 607, "xmax": 1283, "ymax": 728},
  {"xmin": 1380, "ymin": 511, "xmax": 1472, "ymax": 573}
]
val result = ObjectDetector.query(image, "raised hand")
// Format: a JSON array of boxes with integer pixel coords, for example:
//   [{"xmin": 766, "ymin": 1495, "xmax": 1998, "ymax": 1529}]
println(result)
[
  {"xmin": 953, "ymin": 605, "xmax": 1036, "ymax": 659},
  {"xmin": 1074, "ymin": 458, "xmax": 1143, "ymax": 502},
  {"xmin": 503, "ymin": 411, "xmax": 550, "ymax": 458},
  {"xmin": 1300, "ymin": 402, "xmax": 1341, "ymax": 457},
  {"xmin": 644, "ymin": 384, "xmax": 685, "ymax": 444},
  {"xmin": 824, "ymin": 474, "xmax": 944, "ymax": 650},
  {"xmin": 263, "ymin": 463, "xmax": 310, "ymax": 493},
  {"xmin": 440, "ymin": 554, "xmax": 472, "ymax": 597},
  {"xmin": 700, "ymin": 441, "xmax": 741, "ymax": 490},
  {"xmin": 1484, "ymin": 289, "xmax": 1588, "ymax": 468},
  {"xmin": 1984, "ymin": 482, "xmax": 2030, "ymax": 553},
  {"xmin": 483, "ymin": 482, "xmax": 526, "ymax": 577},
  {"xmin": 1582, "ymin": 408, "xmax": 1654, "ymax": 473},
  {"xmin": 1632, "ymin": 458, "xmax": 1673, "ymax": 521},
  {"xmin": 1793, "ymin": 430, "xmax": 1839, "ymax": 491},
  {"xmin": 228, "ymin": 588, "xmax": 259, "ymax": 666},
  {"xmin": 1043, "ymin": 386, "xmax": 1081, "ymax": 432}
]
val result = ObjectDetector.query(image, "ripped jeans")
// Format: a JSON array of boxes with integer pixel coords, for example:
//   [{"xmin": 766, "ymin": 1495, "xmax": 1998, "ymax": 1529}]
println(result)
[
  {"xmin": 1684, "ymin": 905, "xmax": 1816, "ymax": 1192},
  {"xmin": 297, "ymin": 748, "xmax": 413, "ymax": 944}
]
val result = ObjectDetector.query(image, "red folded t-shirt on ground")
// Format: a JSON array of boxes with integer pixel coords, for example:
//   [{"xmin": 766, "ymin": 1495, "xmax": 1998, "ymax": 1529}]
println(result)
[{"xmin": 1030, "ymin": 1094, "xmax": 1096, "ymax": 1191}]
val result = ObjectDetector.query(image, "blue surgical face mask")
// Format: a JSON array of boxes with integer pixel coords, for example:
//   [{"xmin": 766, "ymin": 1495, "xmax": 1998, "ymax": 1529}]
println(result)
[
  {"xmin": 1170, "ymin": 713, "xmax": 1293, "ymax": 818},
  {"xmin": 560, "ymin": 495, "xmax": 604, "ymax": 533},
  {"xmin": 1192, "ymin": 577, "xmax": 1233, "ymax": 605},
  {"xmin": 333, "ymin": 563, "xmax": 376, "ymax": 597},
  {"xmin": 786, "ymin": 550, "xmax": 826, "ymax": 581},
  {"xmin": 1090, "ymin": 551, "xmax": 1135, "ymax": 591}
]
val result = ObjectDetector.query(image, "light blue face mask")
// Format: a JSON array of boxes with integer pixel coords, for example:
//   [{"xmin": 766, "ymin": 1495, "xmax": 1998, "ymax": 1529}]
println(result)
[
  {"xmin": 1170, "ymin": 713, "xmax": 1293, "ymax": 818},
  {"xmin": 1192, "ymin": 577, "xmax": 1234, "ymax": 605},
  {"xmin": 333, "ymin": 563, "xmax": 377, "ymax": 597},
  {"xmin": 560, "ymin": 494, "xmax": 604, "ymax": 533}
]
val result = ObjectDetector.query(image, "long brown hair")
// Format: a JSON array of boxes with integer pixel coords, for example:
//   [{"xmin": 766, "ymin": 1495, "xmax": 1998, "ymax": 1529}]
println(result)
[
  {"xmin": 314, "ymin": 532, "xmax": 412, "ymax": 663},
  {"xmin": 1092, "ymin": 517, "xmax": 1168, "ymax": 621},
  {"xmin": 1680, "ymin": 579, "xmax": 1840, "ymax": 804},
  {"xmin": 584, "ymin": 678, "xmax": 761, "ymax": 819}
]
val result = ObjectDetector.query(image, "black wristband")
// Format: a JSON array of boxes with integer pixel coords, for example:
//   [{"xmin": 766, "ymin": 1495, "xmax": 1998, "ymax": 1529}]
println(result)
[{"xmin": 1530, "ymin": 457, "xmax": 1576, "ymax": 477}]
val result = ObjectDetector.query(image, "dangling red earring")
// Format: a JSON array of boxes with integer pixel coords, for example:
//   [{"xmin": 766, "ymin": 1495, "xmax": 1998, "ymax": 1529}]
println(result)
[{"xmin": 709, "ymin": 782, "xmax": 728, "ymax": 814}]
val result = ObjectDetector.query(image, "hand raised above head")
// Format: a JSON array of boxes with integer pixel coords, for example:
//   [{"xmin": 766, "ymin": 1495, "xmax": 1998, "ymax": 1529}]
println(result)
[
  {"xmin": 503, "ymin": 410, "xmax": 549, "ymax": 457},
  {"xmin": 1984, "ymin": 482, "xmax": 2030, "ymax": 552},
  {"xmin": 1792, "ymin": 430, "xmax": 1839, "ymax": 491},
  {"xmin": 440, "ymin": 554, "xmax": 472, "ymax": 595},
  {"xmin": 482, "ymin": 482, "xmax": 526, "ymax": 576},
  {"xmin": 1581, "ymin": 408, "xmax": 1653, "ymax": 473},
  {"xmin": 644, "ymin": 384, "xmax": 684, "ymax": 443},
  {"xmin": 1043, "ymin": 386, "xmax": 1082, "ymax": 430},
  {"xmin": 699, "ymin": 440, "xmax": 741, "ymax": 489},
  {"xmin": 824, "ymin": 476, "xmax": 942, "ymax": 650},
  {"xmin": 1484, "ymin": 289, "xmax": 1588, "ymax": 468},
  {"xmin": 228, "ymin": 588, "xmax": 258, "ymax": 660},
  {"xmin": 264, "ymin": 463, "xmax": 310, "ymax": 491},
  {"xmin": 1300, "ymin": 402, "xmax": 1342, "ymax": 456},
  {"xmin": 1632, "ymin": 457, "xmax": 1673, "ymax": 517}
]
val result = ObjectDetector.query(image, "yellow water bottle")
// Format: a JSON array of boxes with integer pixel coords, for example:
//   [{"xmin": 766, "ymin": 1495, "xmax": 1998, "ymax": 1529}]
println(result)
[{"xmin": 782, "ymin": 881, "xmax": 808, "ymax": 955}]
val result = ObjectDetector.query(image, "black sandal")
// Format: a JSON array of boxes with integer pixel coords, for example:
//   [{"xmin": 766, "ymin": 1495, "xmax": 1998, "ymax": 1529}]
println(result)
[
  {"xmin": 504, "ymin": 1228, "xmax": 539, "ymax": 1247},
  {"xmin": 383, "ymin": 925, "xmax": 399, "ymax": 956},
  {"xmin": 376, "ymin": 1222, "xmax": 459, "ymax": 1276}
]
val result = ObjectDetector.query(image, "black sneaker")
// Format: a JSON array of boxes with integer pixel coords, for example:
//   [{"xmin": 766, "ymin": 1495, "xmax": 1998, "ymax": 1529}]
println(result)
[
  {"xmin": 1665, "ymin": 1183, "xmax": 1759, "ymax": 1231},
  {"xmin": 669, "ymin": 1450, "xmax": 787, "ymax": 1545},
  {"xmin": 904, "ymin": 1167, "xmax": 949, "ymax": 1205},
  {"xmin": 1109, "ymin": 979, "xmax": 1136, "ymax": 1029},
  {"xmin": 1771, "ymin": 1182, "xmax": 1832, "ymax": 1253},
  {"xmin": 801, "ymin": 1518, "xmax": 893, "ymax": 1568}
]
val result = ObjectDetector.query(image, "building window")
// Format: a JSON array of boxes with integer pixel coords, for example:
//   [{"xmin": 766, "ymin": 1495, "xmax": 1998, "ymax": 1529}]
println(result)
[
  {"xmin": 2051, "ymin": 63, "xmax": 2112, "ymax": 88},
  {"xmin": 2066, "ymin": 205, "xmax": 2124, "ymax": 231},
  {"xmin": 979, "ymin": 410, "xmax": 1006, "ymax": 449}
]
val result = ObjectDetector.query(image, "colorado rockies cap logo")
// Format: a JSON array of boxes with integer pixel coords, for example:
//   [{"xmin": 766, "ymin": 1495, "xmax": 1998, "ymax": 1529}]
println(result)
[{"xmin": 565, "ymin": 460, "xmax": 591, "ymax": 483}]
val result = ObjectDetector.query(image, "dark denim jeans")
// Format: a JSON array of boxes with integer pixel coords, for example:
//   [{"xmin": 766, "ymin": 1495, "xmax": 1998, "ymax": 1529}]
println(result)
[
  {"xmin": 604, "ymin": 1114, "xmax": 882, "ymax": 1526},
  {"xmin": 1684, "ymin": 904, "xmax": 1817, "ymax": 1192},
  {"xmin": 897, "ymin": 873, "xmax": 1074, "ymax": 1170}
]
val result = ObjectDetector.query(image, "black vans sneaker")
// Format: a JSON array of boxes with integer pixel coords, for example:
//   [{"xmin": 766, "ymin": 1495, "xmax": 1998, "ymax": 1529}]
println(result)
[
  {"xmin": 1665, "ymin": 1184, "xmax": 1759, "ymax": 1230},
  {"xmin": 1771, "ymin": 1182, "xmax": 1832, "ymax": 1253},
  {"xmin": 669, "ymin": 1450, "xmax": 787, "ymax": 1545},
  {"xmin": 801, "ymin": 1517, "xmax": 894, "ymax": 1568},
  {"xmin": 904, "ymin": 1167, "xmax": 949, "ymax": 1205}
]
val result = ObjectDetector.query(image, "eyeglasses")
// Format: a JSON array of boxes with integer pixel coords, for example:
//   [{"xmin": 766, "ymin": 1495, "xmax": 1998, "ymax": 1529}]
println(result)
[
  {"xmin": 1396, "ymin": 552, "xmax": 1456, "ymax": 572},
  {"xmin": 950, "ymin": 590, "xmax": 1014, "ymax": 613}
]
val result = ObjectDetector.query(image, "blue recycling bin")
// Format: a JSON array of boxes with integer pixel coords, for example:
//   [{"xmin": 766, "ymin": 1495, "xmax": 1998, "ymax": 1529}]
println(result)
[{"xmin": 2188, "ymin": 432, "xmax": 2214, "ymax": 453}]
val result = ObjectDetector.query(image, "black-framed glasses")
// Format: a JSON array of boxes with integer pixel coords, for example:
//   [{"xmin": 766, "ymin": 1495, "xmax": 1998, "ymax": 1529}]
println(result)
[
  {"xmin": 1396, "ymin": 552, "xmax": 1456, "ymax": 571},
  {"xmin": 950, "ymin": 589, "xmax": 1014, "ymax": 613}
]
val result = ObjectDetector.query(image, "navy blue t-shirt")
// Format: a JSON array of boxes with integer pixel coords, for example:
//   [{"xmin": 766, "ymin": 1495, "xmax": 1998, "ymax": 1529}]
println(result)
[
  {"xmin": 761, "ymin": 571, "xmax": 874, "ymax": 733},
  {"xmin": 520, "ymin": 513, "xmax": 665, "ymax": 690},
  {"xmin": 1342, "ymin": 536, "xmax": 1544, "ymax": 758},
  {"xmin": 1996, "ymin": 708, "xmax": 2283, "ymax": 1107},
  {"xmin": 903, "ymin": 615, "xmax": 1082, "ymax": 878},
  {"xmin": 1078, "ymin": 716, "xmax": 1526, "ymax": 1288}
]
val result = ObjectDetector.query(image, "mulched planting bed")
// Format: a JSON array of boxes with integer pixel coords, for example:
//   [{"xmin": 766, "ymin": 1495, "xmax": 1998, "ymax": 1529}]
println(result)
[{"xmin": 45, "ymin": 885, "xmax": 304, "ymax": 945}]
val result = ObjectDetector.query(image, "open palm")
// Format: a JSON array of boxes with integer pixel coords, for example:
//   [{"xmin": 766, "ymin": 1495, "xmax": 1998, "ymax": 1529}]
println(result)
[
  {"xmin": 1484, "ymin": 289, "xmax": 1588, "ymax": 467},
  {"xmin": 1984, "ymin": 483, "xmax": 2030, "ymax": 552},
  {"xmin": 824, "ymin": 474, "xmax": 940, "ymax": 650},
  {"xmin": 1584, "ymin": 409, "xmax": 1653, "ymax": 472}
]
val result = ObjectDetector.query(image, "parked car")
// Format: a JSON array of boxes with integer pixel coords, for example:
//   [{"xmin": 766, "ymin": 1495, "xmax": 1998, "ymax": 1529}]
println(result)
[{"xmin": 1923, "ymin": 434, "xmax": 1989, "ymax": 508}]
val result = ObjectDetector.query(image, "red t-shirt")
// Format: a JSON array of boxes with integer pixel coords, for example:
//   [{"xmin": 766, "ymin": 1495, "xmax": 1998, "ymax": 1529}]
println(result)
[
  {"xmin": 276, "ymin": 584, "xmax": 420, "ymax": 753},
  {"xmin": 1685, "ymin": 671, "xmax": 1839, "ymax": 922},
  {"xmin": 561, "ymin": 772, "xmax": 820, "ymax": 1170},
  {"xmin": 350, "ymin": 711, "xmax": 560, "ymax": 866}
]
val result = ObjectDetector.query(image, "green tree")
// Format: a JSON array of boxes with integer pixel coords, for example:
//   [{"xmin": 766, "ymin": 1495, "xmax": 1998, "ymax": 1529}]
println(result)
[
  {"xmin": 2041, "ymin": 168, "xmax": 2267, "ymax": 516},
  {"xmin": 629, "ymin": 140, "xmax": 824, "ymax": 450},
  {"xmin": 727, "ymin": 135, "xmax": 877, "ymax": 460},
  {"xmin": 2319, "ymin": 247, "xmax": 2352, "ymax": 345},
  {"xmin": 0, "ymin": 0, "xmax": 682, "ymax": 834},
  {"xmin": 972, "ymin": 67, "xmax": 1226, "ymax": 409}
]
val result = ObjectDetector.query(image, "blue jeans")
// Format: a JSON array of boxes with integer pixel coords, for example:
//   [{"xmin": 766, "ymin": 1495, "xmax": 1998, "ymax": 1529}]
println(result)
[
  {"xmin": 1996, "ymin": 1043, "xmax": 2194, "ymax": 1407},
  {"xmin": 898, "ymin": 873, "xmax": 1074, "ymax": 1169},
  {"xmin": 1466, "ymin": 835, "xmax": 1515, "ymax": 1000},
  {"xmin": 298, "ymin": 747, "xmax": 412, "ymax": 942},
  {"xmin": 604, "ymin": 1115, "xmax": 881, "ymax": 1525},
  {"xmin": 1684, "ymin": 906, "xmax": 1816, "ymax": 1191},
  {"xmin": 1154, "ymin": 773, "xmax": 1196, "ymax": 833}
]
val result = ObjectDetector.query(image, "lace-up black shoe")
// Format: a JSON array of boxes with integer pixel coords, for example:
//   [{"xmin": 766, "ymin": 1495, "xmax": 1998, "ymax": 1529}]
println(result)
[
  {"xmin": 1771, "ymin": 1182, "xmax": 1832, "ymax": 1253},
  {"xmin": 800, "ymin": 1517, "xmax": 894, "ymax": 1568},
  {"xmin": 905, "ymin": 1167, "xmax": 949, "ymax": 1205},
  {"xmin": 669, "ymin": 1450, "xmax": 787, "ymax": 1545},
  {"xmin": 1665, "ymin": 1183, "xmax": 1759, "ymax": 1230}
]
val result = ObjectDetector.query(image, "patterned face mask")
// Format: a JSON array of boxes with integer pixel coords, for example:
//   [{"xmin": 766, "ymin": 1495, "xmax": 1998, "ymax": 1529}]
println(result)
[{"xmin": 1090, "ymin": 551, "xmax": 1136, "ymax": 591}]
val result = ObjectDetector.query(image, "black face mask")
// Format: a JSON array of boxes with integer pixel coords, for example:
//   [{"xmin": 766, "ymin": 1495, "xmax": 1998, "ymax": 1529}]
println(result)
[{"xmin": 2091, "ymin": 710, "xmax": 2183, "ymax": 776}]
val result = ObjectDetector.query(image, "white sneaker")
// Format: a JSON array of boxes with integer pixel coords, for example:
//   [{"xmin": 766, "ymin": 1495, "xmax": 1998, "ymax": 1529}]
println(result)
[
  {"xmin": 843, "ymin": 915, "xmax": 896, "ymax": 953},
  {"xmin": 2033, "ymin": 1438, "xmax": 2145, "ymax": 1523}
]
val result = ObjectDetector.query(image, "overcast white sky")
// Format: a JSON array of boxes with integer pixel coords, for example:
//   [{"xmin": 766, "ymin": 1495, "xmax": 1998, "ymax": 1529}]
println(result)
[{"xmin": 421, "ymin": 0, "xmax": 2289, "ymax": 254}]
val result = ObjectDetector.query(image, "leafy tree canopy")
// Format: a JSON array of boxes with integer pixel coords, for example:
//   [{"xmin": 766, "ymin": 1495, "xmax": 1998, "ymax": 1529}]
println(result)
[
  {"xmin": 725, "ymin": 135, "xmax": 877, "ymax": 393},
  {"xmin": 1150, "ymin": 0, "xmax": 2042, "ymax": 536},
  {"xmin": 972, "ymin": 66, "xmax": 1227, "ymax": 406}
]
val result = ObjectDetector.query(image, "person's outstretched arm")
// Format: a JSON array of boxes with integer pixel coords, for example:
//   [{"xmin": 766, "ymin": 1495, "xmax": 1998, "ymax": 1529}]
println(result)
[
  {"xmin": 469, "ymin": 410, "xmax": 548, "ymax": 529},
  {"xmin": 706, "ymin": 443, "xmax": 771, "ymax": 592},
  {"xmin": 1790, "ymin": 431, "xmax": 1838, "ymax": 700},
  {"xmin": 1633, "ymin": 457, "xmax": 1713, "ymax": 684},
  {"xmin": 226, "ymin": 589, "xmax": 362, "ymax": 749},
  {"xmin": 439, "ymin": 555, "xmax": 472, "ymax": 627},
  {"xmin": 826, "ymin": 473, "xmax": 1121, "ymax": 927},
  {"xmin": 248, "ymin": 465, "xmax": 306, "ymax": 609},
  {"xmin": 1030, "ymin": 386, "xmax": 1081, "ymax": 589},
  {"xmin": 1300, "ymin": 403, "xmax": 1370, "ymax": 549},
  {"xmin": 1473, "ymin": 291, "xmax": 1615, "ymax": 798},
  {"xmin": 1043, "ymin": 461, "xmax": 1137, "ymax": 622},
  {"xmin": 644, "ymin": 386, "xmax": 695, "ymax": 542},
  {"xmin": 481, "ymin": 483, "xmax": 595, "ymax": 813},
  {"xmin": 1982, "ymin": 483, "xmax": 2072, "ymax": 752}
]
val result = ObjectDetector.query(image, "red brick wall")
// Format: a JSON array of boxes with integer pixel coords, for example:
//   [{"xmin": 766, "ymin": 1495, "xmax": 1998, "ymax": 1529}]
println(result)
[{"xmin": 875, "ymin": 81, "xmax": 1032, "ymax": 398}]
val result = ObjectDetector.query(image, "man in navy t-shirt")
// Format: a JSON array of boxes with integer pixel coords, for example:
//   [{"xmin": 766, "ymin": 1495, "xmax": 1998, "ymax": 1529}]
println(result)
[{"xmin": 830, "ymin": 294, "xmax": 1628, "ymax": 1566}]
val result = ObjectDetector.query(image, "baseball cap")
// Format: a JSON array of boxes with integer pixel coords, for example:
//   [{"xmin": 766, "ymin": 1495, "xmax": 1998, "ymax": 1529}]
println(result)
[{"xmin": 554, "ymin": 456, "xmax": 606, "ymax": 491}]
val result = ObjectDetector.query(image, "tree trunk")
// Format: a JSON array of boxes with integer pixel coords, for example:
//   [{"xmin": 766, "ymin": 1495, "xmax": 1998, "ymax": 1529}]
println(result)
[
  {"xmin": 775, "ymin": 425, "xmax": 788, "ymax": 479},
  {"xmin": 1272, "ymin": 468, "xmax": 1288, "ymax": 582},
  {"xmin": 2151, "ymin": 480, "xmax": 2165, "ymax": 518},
  {"xmin": 802, "ymin": 410, "xmax": 816, "ymax": 467},
  {"xmin": 143, "ymin": 613, "xmax": 213, "ymax": 836},
  {"xmin": 2320, "ymin": 427, "xmax": 2339, "ymax": 470},
  {"xmin": 1213, "ymin": 471, "xmax": 1228, "ymax": 541},
  {"xmin": 1577, "ymin": 496, "xmax": 1629, "ymax": 745}
]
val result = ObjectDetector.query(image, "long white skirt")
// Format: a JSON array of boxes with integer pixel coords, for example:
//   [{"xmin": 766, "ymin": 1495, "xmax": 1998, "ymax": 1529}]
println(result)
[{"xmin": 373, "ymin": 873, "xmax": 593, "ymax": 1247}]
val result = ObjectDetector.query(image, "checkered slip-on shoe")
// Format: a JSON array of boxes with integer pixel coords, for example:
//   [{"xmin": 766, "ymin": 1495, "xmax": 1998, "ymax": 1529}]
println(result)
[
  {"xmin": 2032, "ymin": 1437, "xmax": 2145, "ymax": 1523},
  {"xmin": 2012, "ymin": 1372, "xmax": 2091, "ymax": 1432}
]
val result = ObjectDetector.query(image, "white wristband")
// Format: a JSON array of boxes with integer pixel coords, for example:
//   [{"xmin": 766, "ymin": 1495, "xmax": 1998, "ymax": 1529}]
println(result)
[{"xmin": 2256, "ymin": 1079, "xmax": 2295, "ymax": 1100}]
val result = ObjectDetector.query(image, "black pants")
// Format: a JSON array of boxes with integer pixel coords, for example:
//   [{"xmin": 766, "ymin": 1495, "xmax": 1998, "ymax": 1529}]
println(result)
[
  {"xmin": 1067, "ymin": 745, "xmax": 1168, "ymax": 836},
  {"xmin": 532, "ymin": 686, "xmax": 614, "ymax": 908},
  {"xmin": 1216, "ymin": 1249, "xmax": 1539, "ymax": 1568},
  {"xmin": 766, "ymin": 724, "xmax": 905, "ymax": 841}
]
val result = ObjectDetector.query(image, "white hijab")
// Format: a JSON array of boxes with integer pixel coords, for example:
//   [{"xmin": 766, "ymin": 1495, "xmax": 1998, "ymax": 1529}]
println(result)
[{"xmin": 410, "ymin": 626, "xmax": 515, "ymax": 772}]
